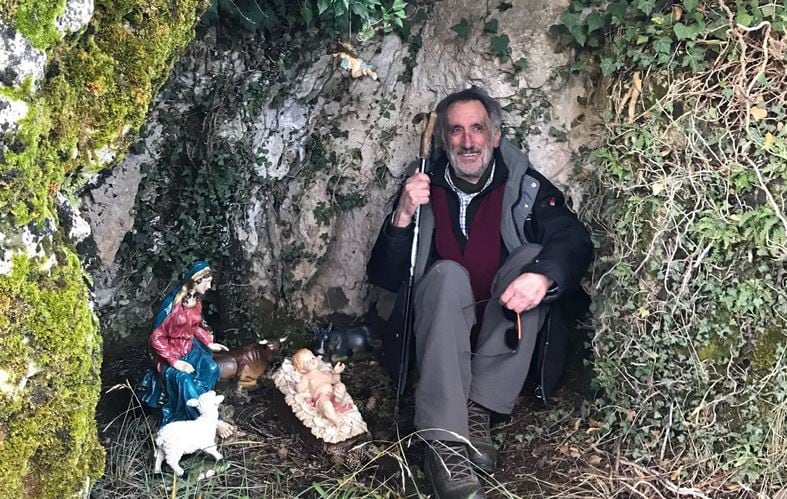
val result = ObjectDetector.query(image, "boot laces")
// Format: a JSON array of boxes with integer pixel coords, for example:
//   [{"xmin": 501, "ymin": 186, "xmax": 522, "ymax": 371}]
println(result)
[
  {"xmin": 467, "ymin": 401, "xmax": 491, "ymax": 442},
  {"xmin": 431, "ymin": 441, "xmax": 474, "ymax": 480}
]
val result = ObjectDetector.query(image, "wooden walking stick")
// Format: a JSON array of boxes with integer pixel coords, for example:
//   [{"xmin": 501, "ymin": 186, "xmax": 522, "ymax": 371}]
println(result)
[{"xmin": 394, "ymin": 110, "xmax": 437, "ymax": 415}]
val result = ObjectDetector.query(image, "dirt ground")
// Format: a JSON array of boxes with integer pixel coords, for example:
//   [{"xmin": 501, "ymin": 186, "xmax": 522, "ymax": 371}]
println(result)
[{"xmin": 92, "ymin": 331, "xmax": 612, "ymax": 498}]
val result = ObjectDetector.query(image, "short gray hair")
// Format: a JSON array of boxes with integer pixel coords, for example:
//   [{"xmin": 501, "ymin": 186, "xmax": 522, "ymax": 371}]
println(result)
[{"xmin": 435, "ymin": 86, "xmax": 503, "ymax": 150}]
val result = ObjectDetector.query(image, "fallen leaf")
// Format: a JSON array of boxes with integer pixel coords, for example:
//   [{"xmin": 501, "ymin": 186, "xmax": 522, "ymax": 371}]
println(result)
[
  {"xmin": 588, "ymin": 454, "xmax": 603, "ymax": 465},
  {"xmin": 670, "ymin": 466, "xmax": 683, "ymax": 481},
  {"xmin": 750, "ymin": 107, "xmax": 768, "ymax": 120},
  {"xmin": 672, "ymin": 5, "xmax": 683, "ymax": 20},
  {"xmin": 764, "ymin": 132, "xmax": 775, "ymax": 148}
]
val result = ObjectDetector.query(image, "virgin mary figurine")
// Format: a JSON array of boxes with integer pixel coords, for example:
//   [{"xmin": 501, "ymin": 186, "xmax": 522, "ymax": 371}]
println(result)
[{"xmin": 138, "ymin": 261, "xmax": 232, "ymax": 434}]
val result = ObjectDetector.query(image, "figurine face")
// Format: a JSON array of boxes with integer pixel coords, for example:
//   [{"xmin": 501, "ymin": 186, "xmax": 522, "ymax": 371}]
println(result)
[
  {"xmin": 294, "ymin": 349, "xmax": 319, "ymax": 373},
  {"xmin": 303, "ymin": 353, "xmax": 319, "ymax": 371},
  {"xmin": 194, "ymin": 275, "xmax": 213, "ymax": 295},
  {"xmin": 445, "ymin": 100, "xmax": 501, "ymax": 184}
]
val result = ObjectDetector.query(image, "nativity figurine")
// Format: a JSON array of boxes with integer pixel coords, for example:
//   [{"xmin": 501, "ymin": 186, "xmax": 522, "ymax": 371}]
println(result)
[
  {"xmin": 153, "ymin": 390, "xmax": 224, "ymax": 477},
  {"xmin": 137, "ymin": 260, "xmax": 235, "ymax": 439},
  {"xmin": 326, "ymin": 40, "xmax": 378, "ymax": 80},
  {"xmin": 272, "ymin": 348, "xmax": 367, "ymax": 443},
  {"xmin": 313, "ymin": 323, "xmax": 373, "ymax": 363},
  {"xmin": 293, "ymin": 348, "xmax": 351, "ymax": 426},
  {"xmin": 215, "ymin": 338, "xmax": 283, "ymax": 390}
]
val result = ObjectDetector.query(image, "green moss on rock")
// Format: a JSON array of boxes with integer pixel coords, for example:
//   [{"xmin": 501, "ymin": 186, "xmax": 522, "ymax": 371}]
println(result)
[
  {"xmin": 0, "ymin": 249, "xmax": 104, "ymax": 497},
  {"xmin": 0, "ymin": 0, "xmax": 210, "ymax": 495},
  {"xmin": 12, "ymin": 0, "xmax": 66, "ymax": 49},
  {"xmin": 1, "ymin": 0, "xmax": 210, "ymax": 227}
]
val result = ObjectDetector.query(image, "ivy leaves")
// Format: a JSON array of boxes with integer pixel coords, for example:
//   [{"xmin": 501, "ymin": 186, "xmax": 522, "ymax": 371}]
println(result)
[
  {"xmin": 673, "ymin": 19, "xmax": 705, "ymax": 40},
  {"xmin": 683, "ymin": 0, "xmax": 699, "ymax": 13},
  {"xmin": 554, "ymin": 8, "xmax": 605, "ymax": 48},
  {"xmin": 450, "ymin": 16, "xmax": 520, "ymax": 66},
  {"xmin": 203, "ymin": 0, "xmax": 409, "ymax": 41},
  {"xmin": 551, "ymin": 2, "xmax": 609, "ymax": 49},
  {"xmin": 450, "ymin": 17, "xmax": 470, "ymax": 39},
  {"xmin": 550, "ymin": 0, "xmax": 724, "ymax": 76}
]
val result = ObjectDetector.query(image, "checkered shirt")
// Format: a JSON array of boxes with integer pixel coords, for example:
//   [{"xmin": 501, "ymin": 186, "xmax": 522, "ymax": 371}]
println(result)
[{"xmin": 443, "ymin": 161, "xmax": 497, "ymax": 238}]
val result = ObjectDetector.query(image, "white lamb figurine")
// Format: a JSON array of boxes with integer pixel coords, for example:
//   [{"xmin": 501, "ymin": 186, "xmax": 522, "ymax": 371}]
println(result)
[{"xmin": 153, "ymin": 390, "xmax": 225, "ymax": 476}]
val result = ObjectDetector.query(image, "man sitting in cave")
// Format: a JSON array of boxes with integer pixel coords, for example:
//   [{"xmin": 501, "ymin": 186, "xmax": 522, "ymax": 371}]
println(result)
[{"xmin": 366, "ymin": 86, "xmax": 593, "ymax": 498}]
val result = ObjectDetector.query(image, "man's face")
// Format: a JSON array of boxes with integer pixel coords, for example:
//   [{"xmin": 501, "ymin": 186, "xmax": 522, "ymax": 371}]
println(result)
[{"xmin": 445, "ymin": 100, "xmax": 501, "ymax": 184}]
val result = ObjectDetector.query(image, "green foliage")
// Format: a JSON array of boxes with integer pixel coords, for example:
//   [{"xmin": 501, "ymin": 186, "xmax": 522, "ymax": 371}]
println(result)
[
  {"xmin": 549, "ymin": 0, "xmax": 606, "ymax": 49},
  {"xmin": 489, "ymin": 33, "xmax": 510, "ymax": 61},
  {"xmin": 205, "ymin": 0, "xmax": 285, "ymax": 32},
  {"xmin": 450, "ymin": 17, "xmax": 469, "ymax": 39},
  {"xmin": 548, "ymin": 0, "xmax": 769, "ymax": 76},
  {"xmin": 579, "ymin": 0, "xmax": 787, "ymax": 484},
  {"xmin": 202, "ymin": 0, "xmax": 407, "ymax": 40},
  {"xmin": 120, "ymin": 73, "xmax": 264, "ymax": 288},
  {"xmin": 513, "ymin": 56, "xmax": 528, "ymax": 72},
  {"xmin": 548, "ymin": 126, "xmax": 567, "ymax": 142},
  {"xmin": 397, "ymin": 30, "xmax": 422, "ymax": 83}
]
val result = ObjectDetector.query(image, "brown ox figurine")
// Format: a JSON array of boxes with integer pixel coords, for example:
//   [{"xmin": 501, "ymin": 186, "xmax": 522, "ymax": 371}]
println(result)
[{"xmin": 214, "ymin": 338, "xmax": 283, "ymax": 389}]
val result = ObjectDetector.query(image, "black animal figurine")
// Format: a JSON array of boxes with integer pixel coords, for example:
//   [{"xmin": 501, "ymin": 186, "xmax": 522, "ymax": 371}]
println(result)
[{"xmin": 313, "ymin": 323, "xmax": 373, "ymax": 362}]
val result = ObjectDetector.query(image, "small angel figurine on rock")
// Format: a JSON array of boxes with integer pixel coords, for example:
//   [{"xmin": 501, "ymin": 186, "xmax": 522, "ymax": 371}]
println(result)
[
  {"xmin": 273, "ymin": 348, "xmax": 367, "ymax": 443},
  {"xmin": 326, "ymin": 40, "xmax": 378, "ymax": 80}
]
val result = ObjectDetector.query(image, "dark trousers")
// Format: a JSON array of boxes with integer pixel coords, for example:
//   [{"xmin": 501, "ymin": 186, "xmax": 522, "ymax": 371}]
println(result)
[{"xmin": 412, "ymin": 244, "xmax": 547, "ymax": 442}]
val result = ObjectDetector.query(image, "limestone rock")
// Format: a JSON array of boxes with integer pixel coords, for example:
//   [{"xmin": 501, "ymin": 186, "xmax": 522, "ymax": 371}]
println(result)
[
  {"xmin": 86, "ymin": 0, "xmax": 600, "ymax": 342},
  {"xmin": 57, "ymin": 194, "xmax": 92, "ymax": 244},
  {"xmin": 0, "ymin": 220, "xmax": 58, "ymax": 276},
  {"xmin": 0, "ymin": 96, "xmax": 28, "ymax": 135},
  {"xmin": 81, "ymin": 123, "xmax": 158, "ymax": 268},
  {"xmin": 55, "ymin": 0, "xmax": 95, "ymax": 35},
  {"xmin": 0, "ymin": 21, "xmax": 46, "ymax": 87},
  {"xmin": 1, "ymin": 0, "xmax": 211, "ymax": 495}
]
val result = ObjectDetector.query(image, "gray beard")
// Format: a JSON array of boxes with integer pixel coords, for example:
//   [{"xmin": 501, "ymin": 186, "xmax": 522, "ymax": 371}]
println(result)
[{"xmin": 447, "ymin": 148, "xmax": 494, "ymax": 183}]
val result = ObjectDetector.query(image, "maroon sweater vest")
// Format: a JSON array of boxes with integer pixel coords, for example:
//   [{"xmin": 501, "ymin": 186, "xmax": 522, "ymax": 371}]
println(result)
[{"xmin": 430, "ymin": 183, "xmax": 505, "ymax": 304}]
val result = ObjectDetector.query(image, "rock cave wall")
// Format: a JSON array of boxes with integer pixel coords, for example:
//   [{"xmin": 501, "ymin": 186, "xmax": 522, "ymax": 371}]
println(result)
[
  {"xmin": 86, "ymin": 0, "xmax": 600, "ymax": 350},
  {"xmin": 0, "ymin": 0, "xmax": 209, "ymax": 495}
]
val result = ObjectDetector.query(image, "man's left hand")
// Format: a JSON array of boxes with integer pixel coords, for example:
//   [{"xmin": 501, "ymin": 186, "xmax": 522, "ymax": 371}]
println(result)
[{"xmin": 499, "ymin": 273, "xmax": 553, "ymax": 314}]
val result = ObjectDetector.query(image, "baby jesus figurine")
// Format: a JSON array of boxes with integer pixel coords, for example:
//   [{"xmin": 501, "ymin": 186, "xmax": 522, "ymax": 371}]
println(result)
[
  {"xmin": 272, "ymin": 348, "xmax": 367, "ymax": 443},
  {"xmin": 292, "ymin": 348, "xmax": 352, "ymax": 426}
]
